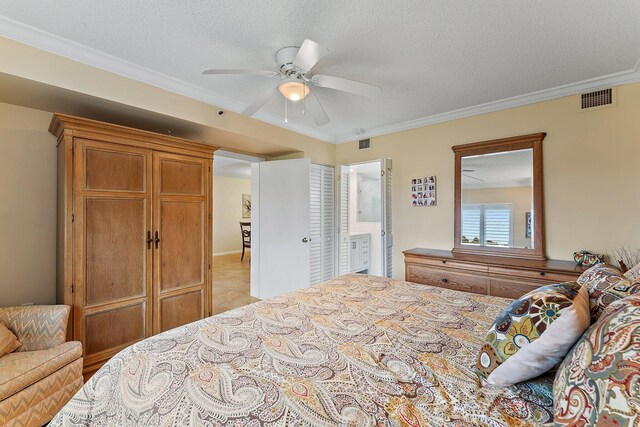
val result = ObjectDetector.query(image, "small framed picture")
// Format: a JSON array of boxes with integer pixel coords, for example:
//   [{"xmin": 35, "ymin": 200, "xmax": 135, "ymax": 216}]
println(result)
[{"xmin": 411, "ymin": 175, "xmax": 437, "ymax": 206}]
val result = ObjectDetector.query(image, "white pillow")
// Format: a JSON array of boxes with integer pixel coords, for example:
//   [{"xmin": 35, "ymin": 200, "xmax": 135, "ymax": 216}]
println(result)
[{"xmin": 476, "ymin": 282, "xmax": 590, "ymax": 386}]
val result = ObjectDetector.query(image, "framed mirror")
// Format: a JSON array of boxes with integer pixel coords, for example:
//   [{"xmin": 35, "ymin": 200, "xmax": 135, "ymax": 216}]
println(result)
[{"xmin": 452, "ymin": 133, "xmax": 546, "ymax": 260}]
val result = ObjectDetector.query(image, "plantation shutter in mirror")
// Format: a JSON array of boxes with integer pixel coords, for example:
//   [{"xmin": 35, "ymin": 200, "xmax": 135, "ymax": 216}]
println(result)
[
  {"xmin": 484, "ymin": 205, "xmax": 512, "ymax": 247},
  {"xmin": 462, "ymin": 205, "xmax": 482, "ymax": 244}
]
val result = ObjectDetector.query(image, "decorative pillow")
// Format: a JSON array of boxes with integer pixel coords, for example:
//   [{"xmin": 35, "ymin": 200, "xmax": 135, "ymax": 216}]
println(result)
[
  {"xmin": 624, "ymin": 262, "xmax": 640, "ymax": 282},
  {"xmin": 573, "ymin": 250, "xmax": 605, "ymax": 267},
  {"xmin": 0, "ymin": 322, "xmax": 21, "ymax": 357},
  {"xmin": 476, "ymin": 282, "xmax": 590, "ymax": 386},
  {"xmin": 554, "ymin": 294, "xmax": 640, "ymax": 426},
  {"xmin": 577, "ymin": 263, "xmax": 640, "ymax": 321}
]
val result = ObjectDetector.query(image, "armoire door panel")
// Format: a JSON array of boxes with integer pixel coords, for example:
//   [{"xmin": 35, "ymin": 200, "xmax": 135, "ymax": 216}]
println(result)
[
  {"xmin": 159, "ymin": 158, "xmax": 204, "ymax": 196},
  {"xmin": 73, "ymin": 138, "xmax": 154, "ymax": 373},
  {"xmin": 85, "ymin": 198, "xmax": 147, "ymax": 305},
  {"xmin": 153, "ymin": 152, "xmax": 211, "ymax": 335},
  {"xmin": 159, "ymin": 200, "xmax": 204, "ymax": 290},
  {"xmin": 81, "ymin": 141, "xmax": 147, "ymax": 192},
  {"xmin": 159, "ymin": 289, "xmax": 203, "ymax": 332},
  {"xmin": 83, "ymin": 302, "xmax": 146, "ymax": 354}
]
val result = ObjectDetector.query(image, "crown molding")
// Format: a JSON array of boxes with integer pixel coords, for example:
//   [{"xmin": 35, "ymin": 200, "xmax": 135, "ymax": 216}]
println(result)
[
  {"xmin": 0, "ymin": 16, "xmax": 336, "ymax": 143},
  {"xmin": 335, "ymin": 62, "xmax": 640, "ymax": 144},
  {"xmin": 2, "ymin": 15, "xmax": 639, "ymax": 146}
]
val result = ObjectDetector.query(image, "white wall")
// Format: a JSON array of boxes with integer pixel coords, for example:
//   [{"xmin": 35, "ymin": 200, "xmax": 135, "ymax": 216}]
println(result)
[
  {"xmin": 0, "ymin": 102, "xmax": 57, "ymax": 305},
  {"xmin": 213, "ymin": 175, "xmax": 251, "ymax": 255}
]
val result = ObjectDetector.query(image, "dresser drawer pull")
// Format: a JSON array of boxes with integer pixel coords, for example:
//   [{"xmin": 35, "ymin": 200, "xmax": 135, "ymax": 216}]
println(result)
[
  {"xmin": 539, "ymin": 271, "xmax": 546, "ymax": 276},
  {"xmin": 441, "ymin": 278, "xmax": 449, "ymax": 283},
  {"xmin": 442, "ymin": 260, "xmax": 447, "ymax": 264}
]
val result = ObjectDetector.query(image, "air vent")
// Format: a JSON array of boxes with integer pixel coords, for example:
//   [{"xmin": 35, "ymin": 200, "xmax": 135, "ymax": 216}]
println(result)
[
  {"xmin": 581, "ymin": 88, "xmax": 613, "ymax": 109},
  {"xmin": 359, "ymin": 139, "xmax": 370, "ymax": 149}
]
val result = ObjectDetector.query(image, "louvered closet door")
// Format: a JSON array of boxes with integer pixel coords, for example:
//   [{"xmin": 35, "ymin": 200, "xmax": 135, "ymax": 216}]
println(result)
[
  {"xmin": 381, "ymin": 158, "xmax": 393, "ymax": 278},
  {"xmin": 338, "ymin": 165, "xmax": 350, "ymax": 275},
  {"xmin": 153, "ymin": 152, "xmax": 211, "ymax": 334},
  {"xmin": 73, "ymin": 139, "xmax": 153, "ymax": 371},
  {"xmin": 309, "ymin": 164, "xmax": 335, "ymax": 285}
]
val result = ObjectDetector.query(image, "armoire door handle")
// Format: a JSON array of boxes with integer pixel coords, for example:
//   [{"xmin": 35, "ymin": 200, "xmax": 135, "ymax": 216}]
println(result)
[
  {"xmin": 146, "ymin": 231, "xmax": 152, "ymax": 249},
  {"xmin": 154, "ymin": 231, "xmax": 160, "ymax": 249}
]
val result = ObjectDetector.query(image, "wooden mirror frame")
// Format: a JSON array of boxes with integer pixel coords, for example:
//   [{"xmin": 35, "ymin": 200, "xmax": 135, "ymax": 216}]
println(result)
[{"xmin": 452, "ymin": 133, "xmax": 546, "ymax": 261}]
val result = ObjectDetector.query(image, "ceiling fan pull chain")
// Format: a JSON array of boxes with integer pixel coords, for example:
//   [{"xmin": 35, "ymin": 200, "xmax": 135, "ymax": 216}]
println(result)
[
  {"xmin": 302, "ymin": 83, "xmax": 306, "ymax": 116},
  {"xmin": 284, "ymin": 97, "xmax": 288, "ymax": 124}
]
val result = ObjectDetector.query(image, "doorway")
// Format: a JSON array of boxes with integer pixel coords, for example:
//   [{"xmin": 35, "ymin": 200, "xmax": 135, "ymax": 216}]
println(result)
[
  {"xmin": 338, "ymin": 159, "xmax": 393, "ymax": 278},
  {"xmin": 212, "ymin": 150, "xmax": 263, "ymax": 314}
]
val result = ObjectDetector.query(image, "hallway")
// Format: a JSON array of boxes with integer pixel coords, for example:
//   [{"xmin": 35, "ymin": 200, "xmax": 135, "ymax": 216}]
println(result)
[{"xmin": 212, "ymin": 252, "xmax": 259, "ymax": 314}]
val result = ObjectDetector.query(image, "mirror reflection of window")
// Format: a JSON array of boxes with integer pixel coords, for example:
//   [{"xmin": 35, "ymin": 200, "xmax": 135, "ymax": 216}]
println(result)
[
  {"xmin": 461, "ymin": 149, "xmax": 533, "ymax": 249},
  {"xmin": 462, "ymin": 204, "xmax": 513, "ymax": 247}
]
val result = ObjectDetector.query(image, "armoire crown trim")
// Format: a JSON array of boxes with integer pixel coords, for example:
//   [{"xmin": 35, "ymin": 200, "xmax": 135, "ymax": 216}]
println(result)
[{"xmin": 49, "ymin": 113, "xmax": 217, "ymax": 158}]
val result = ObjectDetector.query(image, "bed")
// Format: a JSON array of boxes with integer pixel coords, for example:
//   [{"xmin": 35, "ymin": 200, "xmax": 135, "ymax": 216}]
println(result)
[{"xmin": 50, "ymin": 275, "xmax": 554, "ymax": 426}]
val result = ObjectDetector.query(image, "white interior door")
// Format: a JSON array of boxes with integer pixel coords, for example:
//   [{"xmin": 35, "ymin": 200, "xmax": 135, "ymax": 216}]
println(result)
[{"xmin": 252, "ymin": 158, "xmax": 311, "ymax": 299}]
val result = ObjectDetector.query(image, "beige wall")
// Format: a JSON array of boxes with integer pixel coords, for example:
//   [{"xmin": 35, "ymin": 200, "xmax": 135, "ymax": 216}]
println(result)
[
  {"xmin": 213, "ymin": 176, "xmax": 251, "ymax": 255},
  {"xmin": 337, "ymin": 82, "xmax": 640, "ymax": 279},
  {"xmin": 0, "ymin": 102, "xmax": 57, "ymax": 305},
  {"xmin": 462, "ymin": 187, "xmax": 532, "ymax": 248},
  {"xmin": 0, "ymin": 38, "xmax": 336, "ymax": 165}
]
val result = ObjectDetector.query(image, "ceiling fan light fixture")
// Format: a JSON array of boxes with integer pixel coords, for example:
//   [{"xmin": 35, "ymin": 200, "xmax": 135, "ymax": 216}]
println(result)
[{"xmin": 278, "ymin": 81, "xmax": 309, "ymax": 101}]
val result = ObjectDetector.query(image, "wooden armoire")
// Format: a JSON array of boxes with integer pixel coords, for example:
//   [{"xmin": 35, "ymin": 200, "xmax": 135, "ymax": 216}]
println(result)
[{"xmin": 50, "ymin": 114, "xmax": 215, "ymax": 377}]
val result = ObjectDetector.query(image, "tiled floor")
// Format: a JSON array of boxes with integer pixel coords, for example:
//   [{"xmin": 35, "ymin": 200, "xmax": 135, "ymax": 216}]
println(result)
[{"xmin": 212, "ymin": 252, "xmax": 259, "ymax": 314}]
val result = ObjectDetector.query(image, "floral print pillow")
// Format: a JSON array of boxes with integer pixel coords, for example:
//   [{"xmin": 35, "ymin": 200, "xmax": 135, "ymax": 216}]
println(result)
[
  {"xmin": 476, "ymin": 282, "xmax": 590, "ymax": 386},
  {"xmin": 577, "ymin": 263, "xmax": 640, "ymax": 321},
  {"xmin": 554, "ymin": 294, "xmax": 640, "ymax": 426}
]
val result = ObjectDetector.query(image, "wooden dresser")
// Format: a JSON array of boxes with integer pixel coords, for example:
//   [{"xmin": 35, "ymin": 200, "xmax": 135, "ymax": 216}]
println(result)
[{"xmin": 404, "ymin": 248, "xmax": 588, "ymax": 299}]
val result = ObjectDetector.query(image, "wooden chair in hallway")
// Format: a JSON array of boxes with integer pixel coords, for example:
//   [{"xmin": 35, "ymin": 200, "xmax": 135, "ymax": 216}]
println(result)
[{"xmin": 240, "ymin": 221, "xmax": 251, "ymax": 261}]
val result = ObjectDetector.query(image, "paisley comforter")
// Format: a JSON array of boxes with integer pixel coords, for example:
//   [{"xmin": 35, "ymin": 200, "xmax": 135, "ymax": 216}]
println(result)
[{"xmin": 51, "ymin": 275, "xmax": 554, "ymax": 426}]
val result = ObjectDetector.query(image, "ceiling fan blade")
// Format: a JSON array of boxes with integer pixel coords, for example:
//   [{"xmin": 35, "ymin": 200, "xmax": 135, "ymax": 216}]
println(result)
[
  {"xmin": 311, "ymin": 74, "xmax": 381, "ymax": 98},
  {"xmin": 304, "ymin": 88, "xmax": 329, "ymax": 126},
  {"xmin": 203, "ymin": 68, "xmax": 277, "ymax": 76},
  {"xmin": 463, "ymin": 173, "xmax": 484, "ymax": 182},
  {"xmin": 242, "ymin": 85, "xmax": 279, "ymax": 116},
  {"xmin": 293, "ymin": 39, "xmax": 328, "ymax": 73}
]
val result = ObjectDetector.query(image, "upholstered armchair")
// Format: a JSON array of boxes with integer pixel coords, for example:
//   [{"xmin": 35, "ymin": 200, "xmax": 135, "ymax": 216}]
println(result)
[{"xmin": 0, "ymin": 305, "xmax": 83, "ymax": 426}]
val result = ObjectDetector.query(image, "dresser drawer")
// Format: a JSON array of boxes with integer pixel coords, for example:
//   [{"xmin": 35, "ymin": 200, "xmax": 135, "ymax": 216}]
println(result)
[
  {"xmin": 489, "ymin": 266, "xmax": 578, "ymax": 284},
  {"xmin": 406, "ymin": 264, "xmax": 488, "ymax": 295},
  {"xmin": 405, "ymin": 255, "xmax": 488, "ymax": 274},
  {"xmin": 489, "ymin": 278, "xmax": 541, "ymax": 299}
]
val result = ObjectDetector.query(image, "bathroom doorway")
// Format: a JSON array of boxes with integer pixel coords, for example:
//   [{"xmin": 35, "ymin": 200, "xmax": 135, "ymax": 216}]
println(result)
[{"xmin": 338, "ymin": 159, "xmax": 393, "ymax": 277}]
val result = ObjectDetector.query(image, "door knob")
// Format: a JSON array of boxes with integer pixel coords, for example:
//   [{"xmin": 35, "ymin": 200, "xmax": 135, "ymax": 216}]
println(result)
[{"xmin": 302, "ymin": 237, "xmax": 309, "ymax": 243}]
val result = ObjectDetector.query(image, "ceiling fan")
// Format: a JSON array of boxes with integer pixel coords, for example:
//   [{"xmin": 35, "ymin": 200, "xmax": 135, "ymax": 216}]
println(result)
[
  {"xmin": 202, "ymin": 39, "xmax": 381, "ymax": 126},
  {"xmin": 462, "ymin": 169, "xmax": 485, "ymax": 182}
]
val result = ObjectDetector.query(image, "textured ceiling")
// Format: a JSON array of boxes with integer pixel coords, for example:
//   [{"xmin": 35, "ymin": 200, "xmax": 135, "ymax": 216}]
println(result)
[{"xmin": 1, "ymin": 0, "xmax": 639, "ymax": 142}]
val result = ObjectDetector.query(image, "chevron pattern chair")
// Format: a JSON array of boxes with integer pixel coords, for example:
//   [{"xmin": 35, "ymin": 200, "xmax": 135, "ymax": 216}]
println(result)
[{"xmin": 0, "ymin": 305, "xmax": 83, "ymax": 427}]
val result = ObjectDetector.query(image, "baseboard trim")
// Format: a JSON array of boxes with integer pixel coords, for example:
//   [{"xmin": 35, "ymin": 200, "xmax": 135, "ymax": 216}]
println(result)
[{"xmin": 213, "ymin": 250, "xmax": 244, "ymax": 257}]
